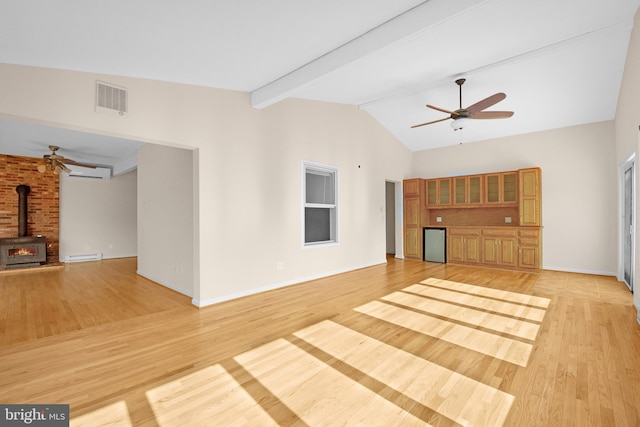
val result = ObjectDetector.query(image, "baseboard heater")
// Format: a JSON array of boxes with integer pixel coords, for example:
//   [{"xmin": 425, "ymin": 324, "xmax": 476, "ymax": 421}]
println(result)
[{"xmin": 64, "ymin": 253, "xmax": 103, "ymax": 262}]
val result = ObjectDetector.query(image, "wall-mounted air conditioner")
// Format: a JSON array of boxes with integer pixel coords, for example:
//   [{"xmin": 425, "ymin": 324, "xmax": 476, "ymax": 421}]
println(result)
[{"xmin": 67, "ymin": 164, "xmax": 112, "ymax": 180}]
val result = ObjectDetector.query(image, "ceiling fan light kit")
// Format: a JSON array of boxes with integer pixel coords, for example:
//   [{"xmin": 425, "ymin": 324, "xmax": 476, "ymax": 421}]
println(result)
[
  {"xmin": 412, "ymin": 78, "xmax": 514, "ymax": 131},
  {"xmin": 37, "ymin": 145, "xmax": 97, "ymax": 175},
  {"xmin": 451, "ymin": 117, "xmax": 470, "ymax": 130}
]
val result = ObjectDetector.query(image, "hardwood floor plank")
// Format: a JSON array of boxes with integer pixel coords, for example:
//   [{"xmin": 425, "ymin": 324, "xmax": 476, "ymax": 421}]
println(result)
[{"xmin": 0, "ymin": 257, "xmax": 639, "ymax": 426}]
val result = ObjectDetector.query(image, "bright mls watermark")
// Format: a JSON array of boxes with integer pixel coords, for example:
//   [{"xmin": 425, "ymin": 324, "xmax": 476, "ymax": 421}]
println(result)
[{"xmin": 0, "ymin": 404, "xmax": 69, "ymax": 426}]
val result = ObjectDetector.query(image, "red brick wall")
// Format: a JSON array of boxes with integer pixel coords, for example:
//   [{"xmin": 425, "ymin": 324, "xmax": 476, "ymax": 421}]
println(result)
[{"xmin": 0, "ymin": 154, "xmax": 60, "ymax": 262}]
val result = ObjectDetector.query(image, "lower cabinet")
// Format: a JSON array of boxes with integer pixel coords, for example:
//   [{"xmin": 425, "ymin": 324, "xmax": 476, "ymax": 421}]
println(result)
[
  {"xmin": 448, "ymin": 228, "xmax": 481, "ymax": 263},
  {"xmin": 448, "ymin": 226, "xmax": 541, "ymax": 271},
  {"xmin": 481, "ymin": 229, "xmax": 517, "ymax": 268},
  {"xmin": 518, "ymin": 228, "xmax": 541, "ymax": 270}
]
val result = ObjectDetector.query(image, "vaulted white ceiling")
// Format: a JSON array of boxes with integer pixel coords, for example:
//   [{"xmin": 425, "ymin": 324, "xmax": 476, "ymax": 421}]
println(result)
[{"xmin": 1, "ymin": 0, "xmax": 638, "ymax": 168}]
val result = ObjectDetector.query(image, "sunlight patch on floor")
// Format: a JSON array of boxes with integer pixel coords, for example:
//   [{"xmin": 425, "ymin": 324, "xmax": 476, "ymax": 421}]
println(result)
[
  {"xmin": 356, "ymin": 300, "xmax": 534, "ymax": 367},
  {"xmin": 234, "ymin": 338, "xmax": 433, "ymax": 426},
  {"xmin": 383, "ymin": 291, "xmax": 541, "ymax": 340},
  {"xmin": 406, "ymin": 283, "xmax": 548, "ymax": 322},
  {"xmin": 420, "ymin": 278, "xmax": 551, "ymax": 308},
  {"xmin": 145, "ymin": 364, "xmax": 275, "ymax": 426},
  {"xmin": 294, "ymin": 320, "xmax": 514, "ymax": 427}
]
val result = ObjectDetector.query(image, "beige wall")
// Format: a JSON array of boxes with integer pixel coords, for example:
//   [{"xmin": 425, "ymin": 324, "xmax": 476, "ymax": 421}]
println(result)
[
  {"xmin": 412, "ymin": 121, "xmax": 618, "ymax": 275},
  {"xmin": 60, "ymin": 170, "xmax": 137, "ymax": 261},
  {"xmin": 137, "ymin": 144, "xmax": 194, "ymax": 296},
  {"xmin": 615, "ymin": 8, "xmax": 640, "ymax": 318},
  {"xmin": 0, "ymin": 64, "xmax": 413, "ymax": 306}
]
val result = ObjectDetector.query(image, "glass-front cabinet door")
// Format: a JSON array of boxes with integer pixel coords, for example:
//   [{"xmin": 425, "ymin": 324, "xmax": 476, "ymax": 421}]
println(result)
[
  {"xmin": 468, "ymin": 176, "xmax": 482, "ymax": 204},
  {"xmin": 485, "ymin": 172, "xmax": 517, "ymax": 204},
  {"xmin": 426, "ymin": 178, "xmax": 451, "ymax": 206},
  {"xmin": 503, "ymin": 173, "xmax": 517, "ymax": 203},
  {"xmin": 454, "ymin": 175, "xmax": 483, "ymax": 205}
]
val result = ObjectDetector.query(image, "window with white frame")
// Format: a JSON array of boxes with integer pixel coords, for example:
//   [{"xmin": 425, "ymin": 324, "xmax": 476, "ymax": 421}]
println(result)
[{"xmin": 303, "ymin": 162, "xmax": 338, "ymax": 245}]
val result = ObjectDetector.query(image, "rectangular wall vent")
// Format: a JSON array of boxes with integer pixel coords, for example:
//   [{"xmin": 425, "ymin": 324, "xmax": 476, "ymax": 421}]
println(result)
[{"xmin": 96, "ymin": 81, "xmax": 127, "ymax": 117}]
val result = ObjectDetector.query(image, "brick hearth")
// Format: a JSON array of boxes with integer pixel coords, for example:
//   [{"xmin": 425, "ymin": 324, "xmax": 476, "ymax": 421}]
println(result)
[{"xmin": 0, "ymin": 154, "xmax": 59, "ymax": 262}]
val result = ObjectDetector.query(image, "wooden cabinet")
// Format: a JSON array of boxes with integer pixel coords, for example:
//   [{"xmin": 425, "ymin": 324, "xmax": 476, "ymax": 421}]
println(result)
[
  {"xmin": 453, "ymin": 175, "xmax": 483, "ymax": 206},
  {"xmin": 404, "ymin": 168, "xmax": 542, "ymax": 270},
  {"xmin": 404, "ymin": 178, "xmax": 421, "ymax": 197},
  {"xmin": 519, "ymin": 168, "xmax": 541, "ymax": 226},
  {"xmin": 485, "ymin": 172, "xmax": 518, "ymax": 205},
  {"xmin": 449, "ymin": 226, "xmax": 540, "ymax": 271},
  {"xmin": 403, "ymin": 179, "xmax": 424, "ymax": 260},
  {"xmin": 481, "ymin": 228, "xmax": 517, "ymax": 268},
  {"xmin": 448, "ymin": 228, "xmax": 481, "ymax": 263},
  {"xmin": 518, "ymin": 228, "xmax": 541, "ymax": 270},
  {"xmin": 426, "ymin": 178, "xmax": 452, "ymax": 207}
]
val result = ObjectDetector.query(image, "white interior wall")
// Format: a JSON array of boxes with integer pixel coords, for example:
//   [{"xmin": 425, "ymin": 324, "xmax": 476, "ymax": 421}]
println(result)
[
  {"xmin": 615, "ymin": 8, "xmax": 640, "ymax": 319},
  {"xmin": 59, "ymin": 170, "xmax": 137, "ymax": 261},
  {"xmin": 412, "ymin": 121, "xmax": 618, "ymax": 275},
  {"xmin": 137, "ymin": 144, "xmax": 194, "ymax": 297},
  {"xmin": 0, "ymin": 64, "xmax": 413, "ymax": 306}
]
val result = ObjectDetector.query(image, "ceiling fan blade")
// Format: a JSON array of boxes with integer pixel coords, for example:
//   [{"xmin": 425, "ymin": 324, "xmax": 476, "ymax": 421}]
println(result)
[
  {"xmin": 411, "ymin": 116, "xmax": 451, "ymax": 128},
  {"xmin": 61, "ymin": 159, "xmax": 98, "ymax": 169},
  {"xmin": 466, "ymin": 93, "xmax": 506, "ymax": 114},
  {"xmin": 470, "ymin": 111, "xmax": 514, "ymax": 119},
  {"xmin": 56, "ymin": 161, "xmax": 71, "ymax": 173},
  {"xmin": 426, "ymin": 105, "xmax": 461, "ymax": 117}
]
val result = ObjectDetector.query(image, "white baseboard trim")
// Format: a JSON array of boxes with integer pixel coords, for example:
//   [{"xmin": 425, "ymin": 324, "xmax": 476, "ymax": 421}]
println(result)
[
  {"xmin": 542, "ymin": 265, "xmax": 617, "ymax": 277},
  {"xmin": 103, "ymin": 253, "xmax": 137, "ymax": 260},
  {"xmin": 192, "ymin": 259, "xmax": 388, "ymax": 308},
  {"xmin": 137, "ymin": 270, "xmax": 193, "ymax": 298}
]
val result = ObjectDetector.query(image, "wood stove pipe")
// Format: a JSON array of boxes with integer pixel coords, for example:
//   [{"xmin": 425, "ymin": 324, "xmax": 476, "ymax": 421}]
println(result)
[{"xmin": 16, "ymin": 185, "xmax": 30, "ymax": 238}]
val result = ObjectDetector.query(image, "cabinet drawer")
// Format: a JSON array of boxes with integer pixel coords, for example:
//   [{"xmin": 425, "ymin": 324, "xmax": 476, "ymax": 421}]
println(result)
[
  {"xmin": 518, "ymin": 229, "xmax": 539, "ymax": 238},
  {"xmin": 448, "ymin": 227, "xmax": 481, "ymax": 236},
  {"xmin": 482, "ymin": 228, "xmax": 517, "ymax": 238}
]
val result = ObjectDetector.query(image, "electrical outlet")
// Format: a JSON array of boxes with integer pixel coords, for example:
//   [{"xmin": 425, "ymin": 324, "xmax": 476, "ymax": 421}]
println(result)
[
  {"xmin": 277, "ymin": 262, "xmax": 285, "ymax": 271},
  {"xmin": 436, "ymin": 216, "xmax": 442, "ymax": 223},
  {"xmin": 505, "ymin": 216, "xmax": 512, "ymax": 223}
]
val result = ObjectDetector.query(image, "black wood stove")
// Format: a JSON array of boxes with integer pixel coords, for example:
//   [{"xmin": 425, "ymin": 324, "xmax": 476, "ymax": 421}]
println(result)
[{"xmin": 0, "ymin": 185, "xmax": 47, "ymax": 268}]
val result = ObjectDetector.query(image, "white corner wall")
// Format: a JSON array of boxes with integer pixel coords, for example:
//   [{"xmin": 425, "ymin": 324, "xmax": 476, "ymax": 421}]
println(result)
[
  {"xmin": 59, "ymin": 170, "xmax": 137, "ymax": 261},
  {"xmin": 615, "ymin": 7, "xmax": 640, "ymax": 320},
  {"xmin": 137, "ymin": 144, "xmax": 194, "ymax": 297},
  {"xmin": 412, "ymin": 121, "xmax": 618, "ymax": 275}
]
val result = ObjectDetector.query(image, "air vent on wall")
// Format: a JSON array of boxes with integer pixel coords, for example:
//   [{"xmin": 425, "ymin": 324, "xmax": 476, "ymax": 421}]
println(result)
[{"xmin": 96, "ymin": 81, "xmax": 127, "ymax": 117}]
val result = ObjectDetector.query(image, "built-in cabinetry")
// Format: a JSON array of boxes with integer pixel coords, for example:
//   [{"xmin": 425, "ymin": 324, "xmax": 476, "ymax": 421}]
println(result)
[
  {"xmin": 403, "ymin": 167, "xmax": 542, "ymax": 272},
  {"xmin": 403, "ymin": 179, "xmax": 423, "ymax": 259}
]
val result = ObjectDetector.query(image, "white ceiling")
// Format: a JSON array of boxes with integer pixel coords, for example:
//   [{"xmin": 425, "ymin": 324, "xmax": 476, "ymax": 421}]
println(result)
[{"xmin": 1, "ymin": 0, "xmax": 638, "ymax": 168}]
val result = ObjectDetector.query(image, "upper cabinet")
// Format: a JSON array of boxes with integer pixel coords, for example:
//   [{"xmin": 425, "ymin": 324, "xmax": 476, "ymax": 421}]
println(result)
[
  {"xmin": 426, "ymin": 178, "xmax": 452, "ymax": 207},
  {"xmin": 485, "ymin": 171, "xmax": 517, "ymax": 205},
  {"xmin": 453, "ymin": 175, "xmax": 483, "ymax": 206},
  {"xmin": 404, "ymin": 178, "xmax": 421, "ymax": 197},
  {"xmin": 519, "ymin": 168, "xmax": 541, "ymax": 226}
]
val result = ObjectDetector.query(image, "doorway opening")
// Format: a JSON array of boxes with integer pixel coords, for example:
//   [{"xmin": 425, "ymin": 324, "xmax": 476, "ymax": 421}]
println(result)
[
  {"xmin": 385, "ymin": 181, "xmax": 402, "ymax": 258},
  {"xmin": 621, "ymin": 153, "xmax": 635, "ymax": 292}
]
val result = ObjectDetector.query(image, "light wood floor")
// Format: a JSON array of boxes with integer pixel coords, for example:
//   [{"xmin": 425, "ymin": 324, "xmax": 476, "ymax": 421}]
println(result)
[{"xmin": 1, "ymin": 256, "xmax": 639, "ymax": 426}]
